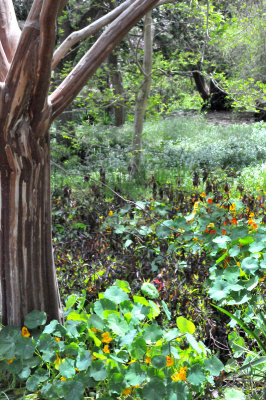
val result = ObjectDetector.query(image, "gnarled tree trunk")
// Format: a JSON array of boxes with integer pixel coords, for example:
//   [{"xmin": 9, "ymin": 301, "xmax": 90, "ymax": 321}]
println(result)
[{"xmin": 0, "ymin": 120, "xmax": 62, "ymax": 326}]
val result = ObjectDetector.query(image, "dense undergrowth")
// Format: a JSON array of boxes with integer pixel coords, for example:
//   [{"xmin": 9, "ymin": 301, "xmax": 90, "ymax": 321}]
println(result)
[{"xmin": 0, "ymin": 117, "xmax": 265, "ymax": 399}]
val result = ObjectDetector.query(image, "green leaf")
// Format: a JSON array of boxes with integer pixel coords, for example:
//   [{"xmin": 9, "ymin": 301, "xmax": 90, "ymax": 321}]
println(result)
[
  {"xmin": 223, "ymin": 266, "xmax": 240, "ymax": 283},
  {"xmin": 104, "ymin": 286, "xmax": 129, "ymax": 304},
  {"xmin": 141, "ymin": 378, "xmax": 166, "ymax": 400},
  {"xmin": 141, "ymin": 282, "xmax": 159, "ymax": 299},
  {"xmin": 161, "ymin": 300, "xmax": 171, "ymax": 320},
  {"xmin": 94, "ymin": 298, "xmax": 117, "ymax": 317},
  {"xmin": 213, "ymin": 235, "xmax": 231, "ymax": 248},
  {"xmin": 15, "ymin": 337, "xmax": 35, "ymax": 360},
  {"xmin": 228, "ymin": 331, "xmax": 246, "ymax": 358},
  {"xmin": 89, "ymin": 361, "xmax": 107, "ymax": 381},
  {"xmin": 125, "ymin": 363, "xmax": 146, "ymax": 386},
  {"xmin": 168, "ymin": 381, "xmax": 189, "ymax": 400},
  {"xmin": 204, "ymin": 356, "xmax": 224, "ymax": 376},
  {"xmin": 24, "ymin": 310, "xmax": 47, "ymax": 329},
  {"xmin": 187, "ymin": 364, "xmax": 206, "ymax": 386},
  {"xmin": 88, "ymin": 314, "xmax": 104, "ymax": 331},
  {"xmin": 241, "ymin": 257, "xmax": 259, "ymax": 275},
  {"xmin": 26, "ymin": 369, "xmax": 49, "ymax": 391},
  {"xmin": 151, "ymin": 355, "xmax": 167, "ymax": 369},
  {"xmin": 76, "ymin": 350, "xmax": 92, "ymax": 371},
  {"xmin": 185, "ymin": 333, "xmax": 203, "ymax": 353},
  {"xmin": 65, "ymin": 294, "xmax": 78, "ymax": 310},
  {"xmin": 223, "ymin": 387, "xmax": 246, "ymax": 400},
  {"xmin": 119, "ymin": 329, "xmax": 138, "ymax": 347},
  {"xmin": 143, "ymin": 323, "xmax": 163, "ymax": 342},
  {"xmin": 58, "ymin": 358, "xmax": 76, "ymax": 379},
  {"xmin": 61, "ymin": 380, "xmax": 85, "ymax": 400},
  {"xmin": 107, "ymin": 314, "xmax": 129, "ymax": 336},
  {"xmin": 249, "ymin": 240, "xmax": 265, "ymax": 253},
  {"xmin": 229, "ymin": 246, "xmax": 240, "ymax": 257},
  {"xmin": 115, "ymin": 280, "xmax": 131, "ymax": 293},
  {"xmin": 130, "ymin": 337, "xmax": 147, "ymax": 359},
  {"xmin": 208, "ymin": 280, "xmax": 230, "ymax": 301},
  {"xmin": 18, "ymin": 367, "xmax": 31, "ymax": 380},
  {"xmin": 176, "ymin": 316, "xmax": 195, "ymax": 334},
  {"xmin": 238, "ymin": 237, "xmax": 254, "ymax": 246}
]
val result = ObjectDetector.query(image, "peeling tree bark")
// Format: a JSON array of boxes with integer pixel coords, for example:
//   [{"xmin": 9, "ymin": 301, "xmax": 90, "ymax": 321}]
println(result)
[{"xmin": 0, "ymin": 0, "xmax": 160, "ymax": 326}]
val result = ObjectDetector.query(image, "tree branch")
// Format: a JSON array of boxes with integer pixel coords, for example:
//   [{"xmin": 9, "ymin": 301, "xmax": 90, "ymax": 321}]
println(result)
[
  {"xmin": 50, "ymin": 0, "xmax": 160, "ymax": 120},
  {"xmin": 0, "ymin": 0, "xmax": 21, "ymax": 62},
  {"xmin": 0, "ymin": 41, "xmax": 10, "ymax": 81},
  {"xmin": 30, "ymin": 0, "xmax": 62, "ymax": 129},
  {"xmin": 52, "ymin": 0, "xmax": 136, "ymax": 69}
]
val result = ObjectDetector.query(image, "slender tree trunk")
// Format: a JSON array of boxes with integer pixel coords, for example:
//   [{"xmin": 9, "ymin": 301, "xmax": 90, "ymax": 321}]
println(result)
[
  {"xmin": 131, "ymin": 10, "xmax": 154, "ymax": 175},
  {"xmin": 0, "ymin": 118, "xmax": 62, "ymax": 326},
  {"xmin": 108, "ymin": 51, "xmax": 125, "ymax": 126}
]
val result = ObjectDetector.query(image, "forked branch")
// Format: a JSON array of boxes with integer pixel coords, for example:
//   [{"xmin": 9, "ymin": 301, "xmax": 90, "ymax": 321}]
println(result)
[
  {"xmin": 52, "ymin": 0, "xmax": 136, "ymax": 69},
  {"xmin": 0, "ymin": 0, "xmax": 21, "ymax": 63},
  {"xmin": 50, "ymin": 0, "xmax": 160, "ymax": 120}
]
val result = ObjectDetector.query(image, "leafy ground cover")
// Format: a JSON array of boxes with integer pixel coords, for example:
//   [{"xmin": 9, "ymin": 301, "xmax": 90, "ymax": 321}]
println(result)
[{"xmin": 0, "ymin": 117, "xmax": 265, "ymax": 399}]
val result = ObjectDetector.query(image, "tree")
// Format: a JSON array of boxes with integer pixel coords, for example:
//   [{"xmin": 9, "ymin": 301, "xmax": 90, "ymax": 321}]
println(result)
[
  {"xmin": 0, "ymin": 0, "xmax": 160, "ymax": 327},
  {"xmin": 131, "ymin": 10, "xmax": 154, "ymax": 175}
]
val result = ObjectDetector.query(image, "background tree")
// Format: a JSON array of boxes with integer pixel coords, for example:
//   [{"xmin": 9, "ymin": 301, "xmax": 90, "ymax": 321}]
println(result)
[{"xmin": 0, "ymin": 0, "xmax": 160, "ymax": 327}]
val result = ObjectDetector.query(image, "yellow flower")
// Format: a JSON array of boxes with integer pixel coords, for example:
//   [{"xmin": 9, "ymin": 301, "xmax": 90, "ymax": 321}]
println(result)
[
  {"xmin": 128, "ymin": 359, "xmax": 136, "ymax": 364},
  {"xmin": 207, "ymin": 222, "xmax": 215, "ymax": 228},
  {"xmin": 101, "ymin": 332, "xmax": 113, "ymax": 343},
  {"xmin": 91, "ymin": 327, "xmax": 101, "ymax": 333},
  {"xmin": 108, "ymin": 211, "xmax": 114, "ymax": 216},
  {"xmin": 192, "ymin": 237, "xmax": 198, "ymax": 242},
  {"xmin": 229, "ymin": 203, "xmax": 236, "ymax": 212},
  {"xmin": 54, "ymin": 354, "xmax": 65, "ymax": 369},
  {"xmin": 103, "ymin": 344, "xmax": 110, "ymax": 354},
  {"xmin": 171, "ymin": 367, "xmax": 187, "ymax": 381},
  {"xmin": 200, "ymin": 192, "xmax": 206, "ymax": 198},
  {"xmin": 54, "ymin": 337, "xmax": 61, "ymax": 342},
  {"xmin": 21, "ymin": 326, "xmax": 30, "ymax": 338},
  {"xmin": 122, "ymin": 387, "xmax": 131, "ymax": 396},
  {"xmin": 60, "ymin": 377, "xmax": 67, "ymax": 381},
  {"xmin": 249, "ymin": 212, "xmax": 254, "ymax": 218},
  {"xmin": 166, "ymin": 356, "xmax": 174, "ymax": 367},
  {"xmin": 145, "ymin": 356, "xmax": 151, "ymax": 364}
]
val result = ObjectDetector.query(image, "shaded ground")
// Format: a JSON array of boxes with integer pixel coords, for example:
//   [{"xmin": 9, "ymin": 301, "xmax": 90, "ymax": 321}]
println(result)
[{"xmin": 172, "ymin": 110, "xmax": 257, "ymax": 125}]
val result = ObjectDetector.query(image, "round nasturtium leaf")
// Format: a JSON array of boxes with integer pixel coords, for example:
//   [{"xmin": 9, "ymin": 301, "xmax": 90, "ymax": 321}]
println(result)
[
  {"xmin": 24, "ymin": 310, "xmax": 47, "ymax": 329},
  {"xmin": 176, "ymin": 316, "xmax": 195, "ymax": 334},
  {"xmin": 204, "ymin": 356, "xmax": 224, "ymax": 376},
  {"xmin": 141, "ymin": 282, "xmax": 159, "ymax": 299}
]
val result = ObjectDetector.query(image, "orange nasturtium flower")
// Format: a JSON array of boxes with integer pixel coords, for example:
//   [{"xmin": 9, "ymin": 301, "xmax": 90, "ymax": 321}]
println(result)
[
  {"xmin": 222, "ymin": 230, "xmax": 227, "ymax": 235},
  {"xmin": 145, "ymin": 356, "xmax": 151, "ymax": 364},
  {"xmin": 231, "ymin": 217, "xmax": 238, "ymax": 225},
  {"xmin": 8, "ymin": 358, "xmax": 15, "ymax": 364},
  {"xmin": 166, "ymin": 356, "xmax": 174, "ymax": 367},
  {"xmin": 103, "ymin": 345, "xmax": 110, "ymax": 354},
  {"xmin": 21, "ymin": 326, "xmax": 30, "ymax": 338},
  {"xmin": 122, "ymin": 387, "xmax": 131, "ymax": 396},
  {"xmin": 171, "ymin": 366, "xmax": 188, "ymax": 381},
  {"xmin": 207, "ymin": 198, "xmax": 213, "ymax": 204},
  {"xmin": 101, "ymin": 332, "xmax": 113, "ymax": 343},
  {"xmin": 108, "ymin": 210, "xmax": 114, "ymax": 216}
]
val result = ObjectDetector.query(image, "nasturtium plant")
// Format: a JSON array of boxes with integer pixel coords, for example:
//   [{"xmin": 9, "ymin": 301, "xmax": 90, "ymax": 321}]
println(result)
[{"xmin": 0, "ymin": 281, "xmax": 225, "ymax": 399}]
